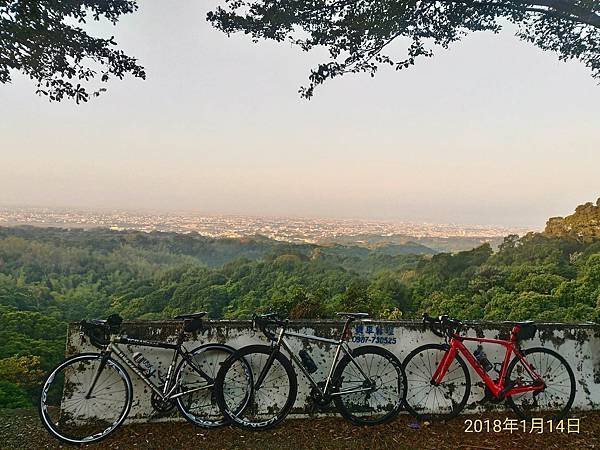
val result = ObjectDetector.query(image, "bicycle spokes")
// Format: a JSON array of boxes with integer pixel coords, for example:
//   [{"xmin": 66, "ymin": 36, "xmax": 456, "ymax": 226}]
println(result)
[
  {"xmin": 217, "ymin": 346, "xmax": 297, "ymax": 429},
  {"xmin": 507, "ymin": 348, "xmax": 576, "ymax": 420},
  {"xmin": 244, "ymin": 353, "xmax": 289, "ymax": 419},
  {"xmin": 40, "ymin": 355, "xmax": 131, "ymax": 444},
  {"xmin": 403, "ymin": 345, "xmax": 470, "ymax": 419},
  {"xmin": 176, "ymin": 347, "xmax": 228, "ymax": 423},
  {"xmin": 334, "ymin": 348, "xmax": 405, "ymax": 425}
]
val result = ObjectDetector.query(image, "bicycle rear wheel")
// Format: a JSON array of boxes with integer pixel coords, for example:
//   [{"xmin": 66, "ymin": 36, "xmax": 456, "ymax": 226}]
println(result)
[
  {"xmin": 506, "ymin": 347, "xmax": 576, "ymax": 420},
  {"xmin": 175, "ymin": 343, "xmax": 251, "ymax": 427},
  {"xmin": 39, "ymin": 353, "xmax": 132, "ymax": 445},
  {"xmin": 333, "ymin": 345, "xmax": 406, "ymax": 425},
  {"xmin": 402, "ymin": 343, "xmax": 470, "ymax": 420},
  {"xmin": 215, "ymin": 345, "xmax": 297, "ymax": 430}
]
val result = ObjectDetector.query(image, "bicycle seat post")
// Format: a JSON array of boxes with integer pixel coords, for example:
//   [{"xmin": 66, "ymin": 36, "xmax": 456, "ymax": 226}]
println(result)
[
  {"xmin": 340, "ymin": 317, "xmax": 352, "ymax": 342},
  {"xmin": 176, "ymin": 321, "xmax": 187, "ymax": 346}
]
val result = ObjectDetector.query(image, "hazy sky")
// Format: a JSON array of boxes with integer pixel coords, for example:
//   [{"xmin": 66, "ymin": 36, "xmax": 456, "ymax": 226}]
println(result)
[{"xmin": 1, "ymin": 1, "xmax": 598, "ymax": 228}]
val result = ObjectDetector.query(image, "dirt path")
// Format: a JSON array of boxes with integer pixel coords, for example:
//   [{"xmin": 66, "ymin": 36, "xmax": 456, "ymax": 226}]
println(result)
[{"xmin": 1, "ymin": 409, "xmax": 598, "ymax": 449}]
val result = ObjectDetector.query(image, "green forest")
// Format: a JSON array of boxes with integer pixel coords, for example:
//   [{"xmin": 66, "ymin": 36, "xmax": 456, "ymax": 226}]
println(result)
[{"xmin": 1, "ymin": 199, "xmax": 600, "ymax": 408}]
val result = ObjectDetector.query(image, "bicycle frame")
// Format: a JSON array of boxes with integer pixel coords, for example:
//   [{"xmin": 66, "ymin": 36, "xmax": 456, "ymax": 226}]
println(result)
[
  {"xmin": 87, "ymin": 334, "xmax": 214, "ymax": 403},
  {"xmin": 431, "ymin": 333, "xmax": 545, "ymax": 398},
  {"xmin": 257, "ymin": 322, "xmax": 373, "ymax": 398}
]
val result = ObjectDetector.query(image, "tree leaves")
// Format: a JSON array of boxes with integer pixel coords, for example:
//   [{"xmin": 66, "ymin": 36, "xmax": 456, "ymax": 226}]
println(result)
[
  {"xmin": 207, "ymin": 0, "xmax": 600, "ymax": 98},
  {"xmin": 0, "ymin": 0, "xmax": 145, "ymax": 102},
  {"xmin": 545, "ymin": 198, "xmax": 600, "ymax": 241}
]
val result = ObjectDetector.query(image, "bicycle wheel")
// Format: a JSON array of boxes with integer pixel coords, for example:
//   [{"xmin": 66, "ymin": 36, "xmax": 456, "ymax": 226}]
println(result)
[
  {"xmin": 175, "ymin": 343, "xmax": 251, "ymax": 428},
  {"xmin": 215, "ymin": 345, "xmax": 297, "ymax": 430},
  {"xmin": 402, "ymin": 343, "xmax": 470, "ymax": 420},
  {"xmin": 506, "ymin": 347, "xmax": 576, "ymax": 420},
  {"xmin": 333, "ymin": 345, "xmax": 406, "ymax": 425},
  {"xmin": 39, "ymin": 353, "xmax": 132, "ymax": 445}
]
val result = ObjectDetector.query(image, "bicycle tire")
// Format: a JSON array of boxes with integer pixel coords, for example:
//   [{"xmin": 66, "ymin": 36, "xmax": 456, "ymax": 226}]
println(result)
[
  {"xmin": 175, "ymin": 343, "xmax": 251, "ymax": 428},
  {"xmin": 333, "ymin": 345, "xmax": 406, "ymax": 425},
  {"xmin": 215, "ymin": 344, "xmax": 297, "ymax": 430},
  {"xmin": 506, "ymin": 347, "xmax": 576, "ymax": 421},
  {"xmin": 402, "ymin": 343, "xmax": 471, "ymax": 420},
  {"xmin": 38, "ymin": 353, "xmax": 133, "ymax": 445}
]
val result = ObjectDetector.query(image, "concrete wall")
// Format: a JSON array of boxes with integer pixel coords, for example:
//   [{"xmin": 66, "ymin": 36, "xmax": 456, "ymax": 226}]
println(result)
[{"xmin": 64, "ymin": 320, "xmax": 600, "ymax": 423}]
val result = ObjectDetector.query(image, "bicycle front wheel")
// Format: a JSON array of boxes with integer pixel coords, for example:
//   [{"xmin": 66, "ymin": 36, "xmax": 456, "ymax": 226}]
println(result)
[
  {"xmin": 402, "ymin": 343, "xmax": 471, "ymax": 420},
  {"xmin": 175, "ymin": 343, "xmax": 251, "ymax": 428},
  {"xmin": 39, "ymin": 353, "xmax": 132, "ymax": 445},
  {"xmin": 333, "ymin": 345, "xmax": 406, "ymax": 425},
  {"xmin": 506, "ymin": 347, "xmax": 576, "ymax": 420},
  {"xmin": 215, "ymin": 345, "xmax": 297, "ymax": 430}
]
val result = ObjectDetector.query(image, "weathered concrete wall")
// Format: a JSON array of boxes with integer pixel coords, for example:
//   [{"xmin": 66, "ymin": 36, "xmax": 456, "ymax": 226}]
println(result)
[{"xmin": 65, "ymin": 320, "xmax": 600, "ymax": 422}]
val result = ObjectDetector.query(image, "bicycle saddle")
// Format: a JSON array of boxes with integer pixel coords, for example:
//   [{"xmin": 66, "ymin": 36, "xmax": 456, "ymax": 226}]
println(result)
[
  {"xmin": 174, "ymin": 311, "xmax": 207, "ymax": 320},
  {"xmin": 336, "ymin": 312, "xmax": 370, "ymax": 319}
]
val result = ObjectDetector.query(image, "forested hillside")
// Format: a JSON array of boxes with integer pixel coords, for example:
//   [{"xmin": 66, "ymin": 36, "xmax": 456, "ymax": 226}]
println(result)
[
  {"xmin": 545, "ymin": 198, "xmax": 600, "ymax": 240},
  {"xmin": 1, "ymin": 199, "xmax": 599, "ymax": 408}
]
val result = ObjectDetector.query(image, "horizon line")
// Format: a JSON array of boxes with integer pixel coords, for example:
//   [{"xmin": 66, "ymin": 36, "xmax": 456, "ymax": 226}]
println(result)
[{"xmin": 0, "ymin": 202, "xmax": 538, "ymax": 233}]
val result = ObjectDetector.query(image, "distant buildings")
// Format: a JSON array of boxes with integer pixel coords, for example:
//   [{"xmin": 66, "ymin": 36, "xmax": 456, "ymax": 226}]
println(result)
[{"xmin": 0, "ymin": 206, "xmax": 530, "ymax": 243}]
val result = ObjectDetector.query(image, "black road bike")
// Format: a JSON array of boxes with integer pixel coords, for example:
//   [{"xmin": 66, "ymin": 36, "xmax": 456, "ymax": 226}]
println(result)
[
  {"xmin": 39, "ymin": 312, "xmax": 251, "ymax": 445},
  {"xmin": 215, "ymin": 312, "xmax": 407, "ymax": 430}
]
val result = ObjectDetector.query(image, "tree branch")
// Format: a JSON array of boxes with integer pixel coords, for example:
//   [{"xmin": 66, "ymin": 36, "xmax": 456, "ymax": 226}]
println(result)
[{"xmin": 508, "ymin": 0, "xmax": 599, "ymax": 27}]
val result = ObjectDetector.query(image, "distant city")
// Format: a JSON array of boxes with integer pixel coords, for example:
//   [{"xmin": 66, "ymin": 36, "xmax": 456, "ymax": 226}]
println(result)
[{"xmin": 0, "ymin": 206, "xmax": 533, "ymax": 244}]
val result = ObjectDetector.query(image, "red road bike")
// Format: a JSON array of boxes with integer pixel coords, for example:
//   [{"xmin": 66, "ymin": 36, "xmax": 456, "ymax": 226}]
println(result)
[{"xmin": 402, "ymin": 314, "xmax": 576, "ymax": 420}]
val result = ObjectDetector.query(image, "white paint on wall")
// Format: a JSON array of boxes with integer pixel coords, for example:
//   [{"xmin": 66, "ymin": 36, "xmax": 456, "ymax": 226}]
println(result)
[{"xmin": 63, "ymin": 320, "xmax": 600, "ymax": 423}]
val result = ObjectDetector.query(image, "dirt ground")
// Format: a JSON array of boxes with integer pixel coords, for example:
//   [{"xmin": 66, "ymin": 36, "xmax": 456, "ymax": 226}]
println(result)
[{"xmin": 1, "ymin": 408, "xmax": 598, "ymax": 450}]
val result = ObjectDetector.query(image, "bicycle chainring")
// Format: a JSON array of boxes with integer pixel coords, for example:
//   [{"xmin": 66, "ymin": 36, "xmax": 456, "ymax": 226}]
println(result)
[
  {"xmin": 150, "ymin": 392, "xmax": 176, "ymax": 414},
  {"xmin": 310, "ymin": 381, "xmax": 332, "ymax": 407},
  {"xmin": 483, "ymin": 382, "xmax": 505, "ymax": 404}
]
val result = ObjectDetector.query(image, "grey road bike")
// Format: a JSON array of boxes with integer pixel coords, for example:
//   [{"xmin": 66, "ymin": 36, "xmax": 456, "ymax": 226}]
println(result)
[
  {"xmin": 39, "ymin": 312, "xmax": 251, "ymax": 445},
  {"xmin": 215, "ymin": 312, "xmax": 407, "ymax": 430}
]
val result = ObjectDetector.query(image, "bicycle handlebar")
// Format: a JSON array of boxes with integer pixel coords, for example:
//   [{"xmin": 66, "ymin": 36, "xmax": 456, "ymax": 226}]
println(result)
[
  {"xmin": 252, "ymin": 313, "xmax": 288, "ymax": 341},
  {"xmin": 80, "ymin": 313, "xmax": 123, "ymax": 332},
  {"xmin": 80, "ymin": 314, "xmax": 123, "ymax": 347},
  {"xmin": 422, "ymin": 313, "xmax": 463, "ymax": 338}
]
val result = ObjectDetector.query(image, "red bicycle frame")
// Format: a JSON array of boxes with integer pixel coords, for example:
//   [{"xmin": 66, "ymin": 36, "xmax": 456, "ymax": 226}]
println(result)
[{"xmin": 431, "ymin": 332, "xmax": 545, "ymax": 398}]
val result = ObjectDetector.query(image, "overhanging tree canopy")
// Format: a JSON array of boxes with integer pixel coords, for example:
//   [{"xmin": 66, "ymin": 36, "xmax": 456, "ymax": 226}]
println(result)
[
  {"xmin": 0, "ymin": 0, "xmax": 145, "ymax": 103},
  {"xmin": 1, "ymin": 1, "xmax": 597, "ymax": 102},
  {"xmin": 207, "ymin": 0, "xmax": 600, "ymax": 98}
]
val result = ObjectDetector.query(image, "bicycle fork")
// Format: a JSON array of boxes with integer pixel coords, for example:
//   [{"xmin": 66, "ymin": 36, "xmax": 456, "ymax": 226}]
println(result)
[
  {"xmin": 254, "ymin": 329, "xmax": 286, "ymax": 390},
  {"xmin": 85, "ymin": 352, "xmax": 111, "ymax": 399},
  {"xmin": 430, "ymin": 344, "xmax": 456, "ymax": 386}
]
